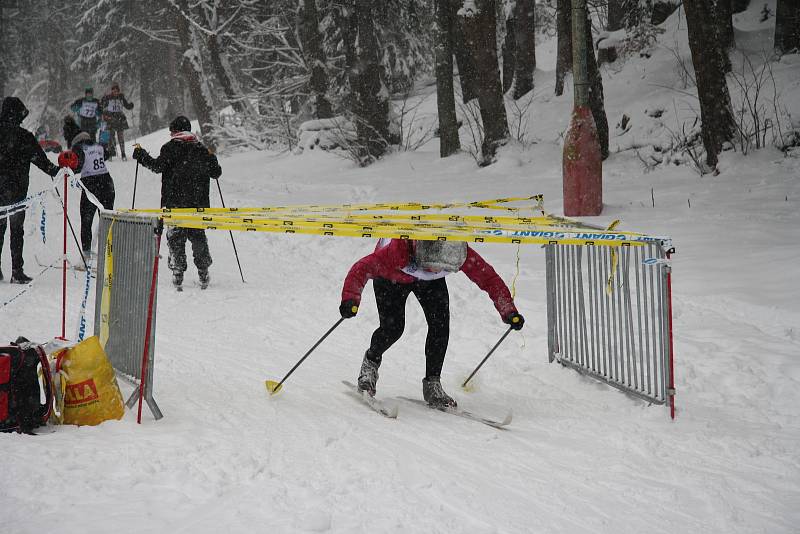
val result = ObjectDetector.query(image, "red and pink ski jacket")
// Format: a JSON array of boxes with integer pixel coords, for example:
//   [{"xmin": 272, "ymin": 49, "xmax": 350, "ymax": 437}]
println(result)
[{"xmin": 341, "ymin": 239, "xmax": 518, "ymax": 319}]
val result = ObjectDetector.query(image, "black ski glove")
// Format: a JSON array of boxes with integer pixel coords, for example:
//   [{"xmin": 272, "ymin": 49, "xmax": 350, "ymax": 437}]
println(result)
[
  {"xmin": 504, "ymin": 312, "xmax": 525, "ymax": 330},
  {"xmin": 132, "ymin": 146, "xmax": 147, "ymax": 161},
  {"xmin": 339, "ymin": 300, "xmax": 359, "ymax": 319}
]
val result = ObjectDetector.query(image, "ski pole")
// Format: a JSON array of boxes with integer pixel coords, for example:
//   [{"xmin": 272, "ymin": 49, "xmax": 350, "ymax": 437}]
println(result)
[
  {"xmin": 131, "ymin": 143, "xmax": 140, "ymax": 209},
  {"xmin": 266, "ymin": 317, "xmax": 345, "ymax": 395},
  {"xmin": 461, "ymin": 326, "xmax": 513, "ymax": 389},
  {"xmin": 50, "ymin": 170, "xmax": 87, "ymax": 270},
  {"xmin": 215, "ymin": 178, "xmax": 245, "ymax": 283}
]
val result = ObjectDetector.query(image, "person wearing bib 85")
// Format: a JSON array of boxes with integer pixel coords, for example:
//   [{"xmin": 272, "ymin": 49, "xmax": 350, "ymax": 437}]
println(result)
[
  {"xmin": 69, "ymin": 131, "xmax": 115, "ymax": 260},
  {"xmin": 339, "ymin": 239, "xmax": 525, "ymax": 407}
]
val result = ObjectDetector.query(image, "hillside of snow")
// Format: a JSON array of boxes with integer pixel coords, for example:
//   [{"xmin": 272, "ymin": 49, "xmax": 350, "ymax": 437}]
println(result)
[{"xmin": 2, "ymin": 5, "xmax": 799, "ymax": 534}]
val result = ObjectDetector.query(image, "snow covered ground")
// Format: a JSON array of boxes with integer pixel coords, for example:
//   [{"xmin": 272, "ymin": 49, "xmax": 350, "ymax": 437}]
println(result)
[{"xmin": 2, "ymin": 6, "xmax": 799, "ymax": 534}]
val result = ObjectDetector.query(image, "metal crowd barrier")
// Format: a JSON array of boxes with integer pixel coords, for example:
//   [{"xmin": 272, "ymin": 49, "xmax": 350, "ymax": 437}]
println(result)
[
  {"xmin": 93, "ymin": 211, "xmax": 163, "ymax": 419},
  {"xmin": 545, "ymin": 242, "xmax": 675, "ymax": 412}
]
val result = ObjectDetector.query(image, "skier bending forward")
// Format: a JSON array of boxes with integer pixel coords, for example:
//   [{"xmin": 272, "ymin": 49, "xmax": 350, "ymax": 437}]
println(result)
[{"xmin": 339, "ymin": 239, "xmax": 525, "ymax": 407}]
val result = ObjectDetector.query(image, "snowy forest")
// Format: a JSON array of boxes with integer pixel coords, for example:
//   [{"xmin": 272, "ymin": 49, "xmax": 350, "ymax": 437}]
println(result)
[{"xmin": 2, "ymin": 0, "xmax": 798, "ymax": 168}]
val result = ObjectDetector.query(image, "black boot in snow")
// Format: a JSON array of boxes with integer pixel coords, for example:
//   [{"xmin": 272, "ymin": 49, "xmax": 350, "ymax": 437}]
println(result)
[
  {"xmin": 357, "ymin": 352, "xmax": 381, "ymax": 396},
  {"xmin": 10, "ymin": 270, "xmax": 32, "ymax": 284},
  {"xmin": 422, "ymin": 376, "xmax": 457, "ymax": 408},
  {"xmin": 198, "ymin": 269, "xmax": 210, "ymax": 290}
]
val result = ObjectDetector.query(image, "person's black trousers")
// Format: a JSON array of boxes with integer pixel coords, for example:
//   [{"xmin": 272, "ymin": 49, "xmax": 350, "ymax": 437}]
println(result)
[
  {"xmin": 79, "ymin": 174, "xmax": 115, "ymax": 252},
  {"xmin": 166, "ymin": 227, "xmax": 212, "ymax": 273},
  {"xmin": 368, "ymin": 277, "xmax": 450, "ymax": 378}
]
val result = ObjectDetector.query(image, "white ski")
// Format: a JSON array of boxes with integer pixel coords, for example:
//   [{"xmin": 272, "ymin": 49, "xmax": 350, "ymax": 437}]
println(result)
[
  {"xmin": 398, "ymin": 397, "xmax": 512, "ymax": 429},
  {"xmin": 342, "ymin": 380, "xmax": 398, "ymax": 419}
]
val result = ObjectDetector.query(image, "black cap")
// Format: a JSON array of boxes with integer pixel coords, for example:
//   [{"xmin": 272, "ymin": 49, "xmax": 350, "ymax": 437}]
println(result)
[{"xmin": 169, "ymin": 116, "xmax": 191, "ymax": 132}]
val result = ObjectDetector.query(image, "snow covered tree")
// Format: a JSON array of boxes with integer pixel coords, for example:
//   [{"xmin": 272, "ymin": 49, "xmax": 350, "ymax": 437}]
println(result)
[
  {"xmin": 511, "ymin": 0, "xmax": 536, "ymax": 99},
  {"xmin": 173, "ymin": 0, "xmax": 216, "ymax": 144},
  {"xmin": 460, "ymin": 0, "xmax": 509, "ymax": 163},
  {"xmin": 348, "ymin": 0, "xmax": 392, "ymax": 163},
  {"xmin": 434, "ymin": 0, "xmax": 461, "ymax": 157},
  {"xmin": 774, "ymin": 0, "xmax": 800, "ymax": 54},
  {"xmin": 555, "ymin": 0, "xmax": 571, "ymax": 96},
  {"xmin": 606, "ymin": 0, "xmax": 625, "ymax": 31},
  {"xmin": 683, "ymin": 0, "xmax": 736, "ymax": 168},
  {"xmin": 297, "ymin": 0, "xmax": 333, "ymax": 119}
]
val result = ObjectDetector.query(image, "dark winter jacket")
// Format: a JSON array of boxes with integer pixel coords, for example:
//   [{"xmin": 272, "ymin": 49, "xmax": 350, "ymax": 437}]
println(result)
[
  {"xmin": 0, "ymin": 97, "xmax": 60, "ymax": 203},
  {"xmin": 341, "ymin": 239, "xmax": 518, "ymax": 319},
  {"xmin": 135, "ymin": 133, "xmax": 222, "ymax": 208},
  {"xmin": 70, "ymin": 97, "xmax": 102, "ymax": 133},
  {"xmin": 100, "ymin": 93, "xmax": 134, "ymax": 130}
]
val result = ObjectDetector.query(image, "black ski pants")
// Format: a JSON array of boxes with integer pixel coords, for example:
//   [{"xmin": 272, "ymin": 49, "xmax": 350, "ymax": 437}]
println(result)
[
  {"xmin": 166, "ymin": 227, "xmax": 212, "ymax": 274},
  {"xmin": 0, "ymin": 210, "xmax": 26, "ymax": 272},
  {"xmin": 108, "ymin": 128, "xmax": 126, "ymax": 158},
  {"xmin": 79, "ymin": 174, "xmax": 115, "ymax": 253},
  {"xmin": 368, "ymin": 277, "xmax": 450, "ymax": 378}
]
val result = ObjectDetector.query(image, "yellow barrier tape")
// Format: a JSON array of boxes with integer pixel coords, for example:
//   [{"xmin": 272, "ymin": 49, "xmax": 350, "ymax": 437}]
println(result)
[
  {"xmin": 122, "ymin": 196, "xmax": 671, "ymax": 249},
  {"xmin": 124, "ymin": 195, "xmax": 544, "ymax": 215},
  {"xmin": 99, "ymin": 220, "xmax": 115, "ymax": 349}
]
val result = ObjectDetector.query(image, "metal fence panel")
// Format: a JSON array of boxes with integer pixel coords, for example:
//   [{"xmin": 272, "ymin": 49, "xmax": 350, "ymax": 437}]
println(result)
[
  {"xmin": 545, "ymin": 243, "xmax": 673, "ymax": 408},
  {"xmin": 94, "ymin": 211, "xmax": 163, "ymax": 419}
]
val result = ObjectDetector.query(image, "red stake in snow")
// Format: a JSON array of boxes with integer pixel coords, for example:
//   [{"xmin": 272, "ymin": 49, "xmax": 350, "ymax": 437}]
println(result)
[{"xmin": 562, "ymin": 0, "xmax": 602, "ymax": 216}]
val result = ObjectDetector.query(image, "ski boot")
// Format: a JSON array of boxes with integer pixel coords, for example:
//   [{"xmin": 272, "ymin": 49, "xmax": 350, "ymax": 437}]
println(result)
[
  {"xmin": 198, "ymin": 269, "xmax": 210, "ymax": 290},
  {"xmin": 422, "ymin": 376, "xmax": 457, "ymax": 408},
  {"xmin": 10, "ymin": 269, "xmax": 33, "ymax": 284},
  {"xmin": 121, "ymin": 155, "xmax": 128, "ymax": 162},
  {"xmin": 172, "ymin": 271, "xmax": 184, "ymax": 292},
  {"xmin": 357, "ymin": 351, "xmax": 381, "ymax": 396}
]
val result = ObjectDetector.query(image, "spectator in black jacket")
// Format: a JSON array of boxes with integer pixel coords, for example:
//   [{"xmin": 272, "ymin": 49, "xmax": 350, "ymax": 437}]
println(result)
[
  {"xmin": 0, "ymin": 97, "xmax": 61, "ymax": 283},
  {"xmin": 100, "ymin": 82, "xmax": 134, "ymax": 160},
  {"xmin": 132, "ymin": 116, "xmax": 222, "ymax": 290}
]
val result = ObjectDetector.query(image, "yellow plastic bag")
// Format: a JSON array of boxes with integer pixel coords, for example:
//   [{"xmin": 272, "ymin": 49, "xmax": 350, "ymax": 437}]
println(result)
[{"xmin": 56, "ymin": 336, "xmax": 124, "ymax": 426}]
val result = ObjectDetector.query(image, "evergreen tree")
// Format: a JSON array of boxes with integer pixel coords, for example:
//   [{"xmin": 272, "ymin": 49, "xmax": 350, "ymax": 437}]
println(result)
[
  {"xmin": 434, "ymin": 0, "xmax": 460, "ymax": 157},
  {"xmin": 775, "ymin": 0, "xmax": 800, "ymax": 54}
]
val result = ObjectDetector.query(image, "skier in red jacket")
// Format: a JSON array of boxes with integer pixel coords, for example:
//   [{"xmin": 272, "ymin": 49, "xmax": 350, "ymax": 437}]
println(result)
[{"xmin": 340, "ymin": 238, "xmax": 524, "ymax": 407}]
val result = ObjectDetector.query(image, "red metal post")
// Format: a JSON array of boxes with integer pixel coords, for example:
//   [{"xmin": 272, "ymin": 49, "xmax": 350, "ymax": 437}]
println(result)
[
  {"xmin": 563, "ymin": 106, "xmax": 603, "ymax": 215},
  {"xmin": 61, "ymin": 171, "xmax": 67, "ymax": 339},
  {"xmin": 666, "ymin": 251, "xmax": 676, "ymax": 419},
  {"xmin": 137, "ymin": 222, "xmax": 163, "ymax": 424}
]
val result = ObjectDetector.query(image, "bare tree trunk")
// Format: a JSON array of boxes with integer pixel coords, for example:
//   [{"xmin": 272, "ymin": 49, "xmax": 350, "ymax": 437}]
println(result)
[
  {"xmin": 606, "ymin": 0, "xmax": 625, "ymax": 31},
  {"xmin": 555, "ymin": 0, "xmax": 572, "ymax": 96},
  {"xmin": 206, "ymin": 34, "xmax": 245, "ymax": 114},
  {"xmin": 139, "ymin": 63, "xmax": 160, "ymax": 134},
  {"xmin": 451, "ymin": 0, "xmax": 479, "ymax": 103},
  {"xmin": 683, "ymin": 0, "xmax": 736, "ymax": 168},
  {"xmin": 0, "ymin": 10, "xmax": 5, "ymax": 99},
  {"xmin": 175, "ymin": 0, "xmax": 215, "ymax": 147},
  {"xmin": 353, "ymin": 0, "xmax": 391, "ymax": 163},
  {"xmin": 715, "ymin": 0, "xmax": 735, "ymax": 55},
  {"xmin": 584, "ymin": 15, "xmax": 608, "ymax": 159},
  {"xmin": 461, "ymin": 0, "xmax": 509, "ymax": 163},
  {"xmin": 775, "ymin": 0, "xmax": 800, "ymax": 54},
  {"xmin": 512, "ymin": 0, "xmax": 536, "ymax": 99},
  {"xmin": 434, "ymin": 0, "xmax": 461, "ymax": 157},
  {"xmin": 165, "ymin": 44, "xmax": 184, "ymax": 121},
  {"xmin": 297, "ymin": 0, "xmax": 333, "ymax": 119},
  {"xmin": 502, "ymin": 13, "xmax": 516, "ymax": 94}
]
